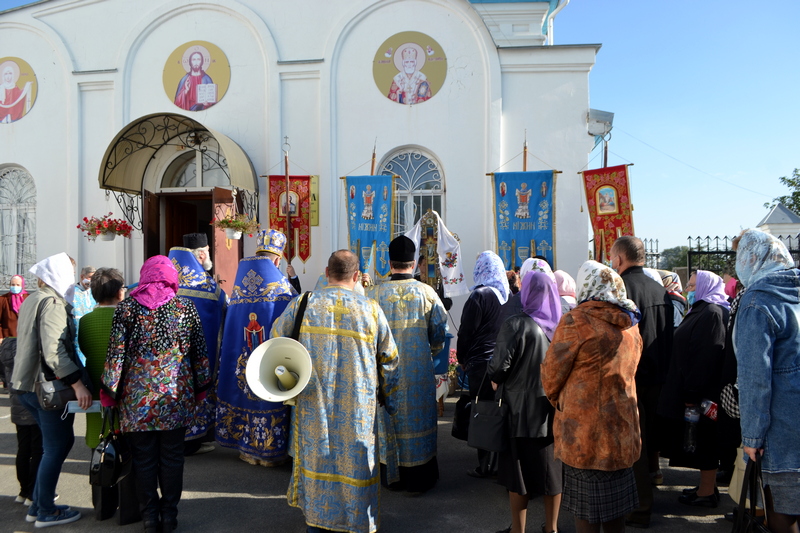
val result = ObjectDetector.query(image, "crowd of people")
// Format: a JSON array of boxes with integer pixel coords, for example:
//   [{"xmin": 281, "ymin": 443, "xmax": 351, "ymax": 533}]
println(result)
[{"xmin": 0, "ymin": 229, "xmax": 798, "ymax": 533}]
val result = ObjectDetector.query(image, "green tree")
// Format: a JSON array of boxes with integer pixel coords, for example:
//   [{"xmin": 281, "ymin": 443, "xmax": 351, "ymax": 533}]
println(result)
[
  {"xmin": 764, "ymin": 168, "xmax": 800, "ymax": 214},
  {"xmin": 659, "ymin": 246, "xmax": 689, "ymax": 271}
]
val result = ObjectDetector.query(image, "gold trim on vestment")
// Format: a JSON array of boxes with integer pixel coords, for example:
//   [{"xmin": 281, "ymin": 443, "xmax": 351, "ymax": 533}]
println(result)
[{"xmin": 297, "ymin": 466, "xmax": 380, "ymax": 488}]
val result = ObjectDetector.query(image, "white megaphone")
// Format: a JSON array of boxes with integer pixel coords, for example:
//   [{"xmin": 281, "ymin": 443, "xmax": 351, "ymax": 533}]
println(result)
[{"xmin": 245, "ymin": 337, "xmax": 313, "ymax": 405}]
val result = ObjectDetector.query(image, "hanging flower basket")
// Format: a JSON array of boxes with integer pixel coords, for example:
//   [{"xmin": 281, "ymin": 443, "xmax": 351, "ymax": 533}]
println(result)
[
  {"xmin": 77, "ymin": 213, "xmax": 133, "ymax": 242},
  {"xmin": 211, "ymin": 213, "xmax": 259, "ymax": 237},
  {"xmin": 224, "ymin": 228, "xmax": 243, "ymax": 240}
]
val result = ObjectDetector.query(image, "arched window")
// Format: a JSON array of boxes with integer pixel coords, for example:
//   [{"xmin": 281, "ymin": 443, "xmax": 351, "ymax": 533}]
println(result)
[
  {"xmin": 379, "ymin": 148, "xmax": 444, "ymax": 236},
  {"xmin": 0, "ymin": 166, "xmax": 36, "ymax": 286}
]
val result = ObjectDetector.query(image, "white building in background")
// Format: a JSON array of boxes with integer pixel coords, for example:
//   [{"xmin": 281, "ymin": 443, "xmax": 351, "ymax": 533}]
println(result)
[{"xmin": 0, "ymin": 0, "xmax": 598, "ymax": 314}]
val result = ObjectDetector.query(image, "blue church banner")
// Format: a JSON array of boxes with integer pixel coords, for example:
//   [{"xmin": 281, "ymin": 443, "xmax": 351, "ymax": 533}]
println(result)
[
  {"xmin": 492, "ymin": 170, "xmax": 556, "ymax": 269},
  {"xmin": 344, "ymin": 175, "xmax": 395, "ymax": 280}
]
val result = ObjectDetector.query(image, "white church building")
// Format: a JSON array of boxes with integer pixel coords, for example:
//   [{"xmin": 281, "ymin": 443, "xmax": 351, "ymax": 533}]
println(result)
[{"xmin": 0, "ymin": 0, "xmax": 599, "ymax": 311}]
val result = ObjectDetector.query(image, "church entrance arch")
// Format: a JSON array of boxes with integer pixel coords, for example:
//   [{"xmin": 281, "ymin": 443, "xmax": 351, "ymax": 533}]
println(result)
[{"xmin": 98, "ymin": 113, "xmax": 258, "ymax": 293}]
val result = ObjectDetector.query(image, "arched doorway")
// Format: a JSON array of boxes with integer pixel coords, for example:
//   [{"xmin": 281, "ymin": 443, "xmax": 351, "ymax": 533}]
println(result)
[{"xmin": 98, "ymin": 113, "xmax": 258, "ymax": 293}]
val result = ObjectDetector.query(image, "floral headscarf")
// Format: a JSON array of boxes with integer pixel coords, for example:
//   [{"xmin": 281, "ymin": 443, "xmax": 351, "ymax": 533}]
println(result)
[
  {"xmin": 472, "ymin": 251, "xmax": 510, "ymax": 304},
  {"xmin": 29, "ymin": 252, "xmax": 74, "ymax": 299},
  {"xmin": 656, "ymin": 269, "xmax": 683, "ymax": 294},
  {"xmin": 575, "ymin": 260, "xmax": 640, "ymax": 319},
  {"xmin": 693, "ymin": 270, "xmax": 730, "ymax": 310},
  {"xmin": 521, "ymin": 271, "xmax": 562, "ymax": 340},
  {"xmin": 519, "ymin": 257, "xmax": 555, "ymax": 283},
  {"xmin": 9, "ymin": 275, "xmax": 27, "ymax": 314},
  {"xmin": 735, "ymin": 229, "xmax": 795, "ymax": 287},
  {"xmin": 130, "ymin": 256, "xmax": 179, "ymax": 309}
]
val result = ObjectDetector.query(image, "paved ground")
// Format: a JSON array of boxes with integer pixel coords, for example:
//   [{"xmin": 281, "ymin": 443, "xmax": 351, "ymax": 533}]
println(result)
[{"xmin": 0, "ymin": 390, "xmax": 737, "ymax": 533}]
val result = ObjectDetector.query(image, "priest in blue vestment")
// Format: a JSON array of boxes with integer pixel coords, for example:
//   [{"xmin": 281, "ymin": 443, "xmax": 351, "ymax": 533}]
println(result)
[
  {"xmin": 367, "ymin": 235, "xmax": 448, "ymax": 493},
  {"xmin": 216, "ymin": 229, "xmax": 297, "ymax": 465},
  {"xmin": 168, "ymin": 233, "xmax": 227, "ymax": 448},
  {"xmin": 271, "ymin": 250, "xmax": 399, "ymax": 533}
]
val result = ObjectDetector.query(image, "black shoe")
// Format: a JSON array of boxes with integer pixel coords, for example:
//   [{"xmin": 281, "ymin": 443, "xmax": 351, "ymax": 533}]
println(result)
[
  {"xmin": 466, "ymin": 467, "xmax": 491, "ymax": 479},
  {"xmin": 143, "ymin": 521, "xmax": 159, "ymax": 533},
  {"xmin": 682, "ymin": 486, "xmax": 699, "ymax": 495},
  {"xmin": 162, "ymin": 518, "xmax": 178, "ymax": 531},
  {"xmin": 625, "ymin": 520, "xmax": 649, "ymax": 529},
  {"xmin": 678, "ymin": 491, "xmax": 719, "ymax": 508},
  {"xmin": 495, "ymin": 527, "xmax": 511, "ymax": 533}
]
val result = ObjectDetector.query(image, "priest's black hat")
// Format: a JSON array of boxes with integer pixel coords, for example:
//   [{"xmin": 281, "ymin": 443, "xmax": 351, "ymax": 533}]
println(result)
[
  {"xmin": 183, "ymin": 233, "xmax": 208, "ymax": 249},
  {"xmin": 389, "ymin": 235, "xmax": 416, "ymax": 262}
]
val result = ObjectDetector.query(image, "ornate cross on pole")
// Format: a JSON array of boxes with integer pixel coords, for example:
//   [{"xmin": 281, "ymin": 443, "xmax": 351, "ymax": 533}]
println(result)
[
  {"xmin": 498, "ymin": 240, "xmax": 512, "ymax": 266},
  {"xmin": 327, "ymin": 298, "xmax": 350, "ymax": 323},
  {"xmin": 537, "ymin": 240, "xmax": 552, "ymax": 257},
  {"xmin": 377, "ymin": 241, "xmax": 389, "ymax": 270}
]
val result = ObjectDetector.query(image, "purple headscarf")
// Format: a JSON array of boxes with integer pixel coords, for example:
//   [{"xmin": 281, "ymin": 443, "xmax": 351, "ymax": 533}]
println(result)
[
  {"xmin": 520, "ymin": 271, "xmax": 562, "ymax": 341},
  {"xmin": 130, "ymin": 256, "xmax": 179, "ymax": 310},
  {"xmin": 693, "ymin": 270, "xmax": 730, "ymax": 310}
]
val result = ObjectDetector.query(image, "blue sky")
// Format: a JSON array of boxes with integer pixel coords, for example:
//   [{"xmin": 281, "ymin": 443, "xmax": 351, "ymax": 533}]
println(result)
[
  {"xmin": 3, "ymin": 0, "xmax": 798, "ymax": 251},
  {"xmin": 556, "ymin": 0, "xmax": 800, "ymax": 250}
]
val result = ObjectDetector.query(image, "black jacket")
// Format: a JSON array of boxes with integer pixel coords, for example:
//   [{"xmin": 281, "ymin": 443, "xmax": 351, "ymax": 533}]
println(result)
[
  {"xmin": 621, "ymin": 266, "xmax": 673, "ymax": 385},
  {"xmin": 658, "ymin": 300, "xmax": 729, "ymax": 419},
  {"xmin": 487, "ymin": 313, "xmax": 554, "ymax": 439},
  {"xmin": 457, "ymin": 286, "xmax": 504, "ymax": 370}
]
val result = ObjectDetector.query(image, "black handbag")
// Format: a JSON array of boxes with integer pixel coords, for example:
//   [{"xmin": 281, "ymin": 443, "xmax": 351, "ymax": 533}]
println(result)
[
  {"xmin": 90, "ymin": 408, "xmax": 132, "ymax": 487},
  {"xmin": 732, "ymin": 454, "xmax": 770, "ymax": 533},
  {"xmin": 451, "ymin": 393, "xmax": 472, "ymax": 441},
  {"xmin": 467, "ymin": 373, "xmax": 508, "ymax": 453}
]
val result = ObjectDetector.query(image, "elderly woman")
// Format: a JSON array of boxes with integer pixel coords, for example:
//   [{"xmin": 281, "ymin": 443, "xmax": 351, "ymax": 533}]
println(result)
[
  {"xmin": 500, "ymin": 258, "xmax": 555, "ymax": 321},
  {"xmin": 658, "ymin": 270, "xmax": 729, "ymax": 507},
  {"xmin": 458, "ymin": 250, "xmax": 510, "ymax": 478},
  {"xmin": 657, "ymin": 270, "xmax": 688, "ymax": 328},
  {"xmin": 489, "ymin": 271, "xmax": 563, "ymax": 533},
  {"xmin": 12, "ymin": 253, "xmax": 90, "ymax": 527},
  {"xmin": 102, "ymin": 256, "xmax": 210, "ymax": 533},
  {"xmin": 542, "ymin": 260, "xmax": 642, "ymax": 533},
  {"xmin": 554, "ymin": 270, "xmax": 577, "ymax": 313},
  {"xmin": 734, "ymin": 229, "xmax": 800, "ymax": 531}
]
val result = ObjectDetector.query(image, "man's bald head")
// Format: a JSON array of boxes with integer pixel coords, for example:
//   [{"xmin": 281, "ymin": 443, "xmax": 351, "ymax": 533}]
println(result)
[{"xmin": 327, "ymin": 250, "xmax": 359, "ymax": 282}]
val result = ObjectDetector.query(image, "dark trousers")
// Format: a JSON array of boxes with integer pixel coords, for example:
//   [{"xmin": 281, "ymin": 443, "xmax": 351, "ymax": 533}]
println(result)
[
  {"xmin": 628, "ymin": 384, "xmax": 660, "ymax": 525},
  {"xmin": 467, "ymin": 362, "xmax": 498, "ymax": 475},
  {"xmin": 128, "ymin": 428, "xmax": 186, "ymax": 523},
  {"xmin": 15, "ymin": 423, "xmax": 43, "ymax": 499}
]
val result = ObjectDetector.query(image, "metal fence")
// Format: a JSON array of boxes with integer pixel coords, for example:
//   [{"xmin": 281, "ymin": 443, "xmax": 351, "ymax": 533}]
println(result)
[
  {"xmin": 687, "ymin": 235, "xmax": 800, "ymax": 274},
  {"xmin": 643, "ymin": 238, "xmax": 660, "ymax": 269}
]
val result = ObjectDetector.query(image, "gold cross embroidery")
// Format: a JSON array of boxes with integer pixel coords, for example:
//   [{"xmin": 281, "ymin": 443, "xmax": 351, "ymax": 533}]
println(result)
[
  {"xmin": 386, "ymin": 287, "xmax": 416, "ymax": 310},
  {"xmin": 327, "ymin": 298, "xmax": 350, "ymax": 322}
]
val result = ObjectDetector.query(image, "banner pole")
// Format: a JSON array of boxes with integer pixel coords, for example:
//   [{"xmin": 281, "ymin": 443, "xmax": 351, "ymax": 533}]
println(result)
[{"xmin": 283, "ymin": 137, "xmax": 292, "ymax": 258}]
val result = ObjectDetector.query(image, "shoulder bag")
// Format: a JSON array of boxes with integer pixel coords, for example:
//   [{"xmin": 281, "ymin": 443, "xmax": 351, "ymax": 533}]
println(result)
[
  {"xmin": 90, "ymin": 407, "xmax": 132, "ymax": 487},
  {"xmin": 467, "ymin": 371, "xmax": 508, "ymax": 453}
]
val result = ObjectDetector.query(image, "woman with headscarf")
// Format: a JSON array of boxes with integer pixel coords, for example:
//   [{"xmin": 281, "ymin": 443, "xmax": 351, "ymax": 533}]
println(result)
[
  {"xmin": 553, "ymin": 270, "xmax": 577, "ymax": 313},
  {"xmin": 657, "ymin": 270, "xmax": 688, "ymax": 328},
  {"xmin": 101, "ymin": 256, "xmax": 211, "ymax": 533},
  {"xmin": 0, "ymin": 274, "xmax": 28, "ymax": 344},
  {"xmin": 542, "ymin": 260, "xmax": 642, "ymax": 533},
  {"xmin": 488, "ymin": 271, "xmax": 563, "ymax": 533},
  {"xmin": 458, "ymin": 251, "xmax": 510, "ymax": 478},
  {"xmin": 500, "ymin": 258, "xmax": 555, "ymax": 322},
  {"xmin": 11, "ymin": 253, "xmax": 90, "ymax": 527},
  {"xmin": 657, "ymin": 270, "xmax": 730, "ymax": 508},
  {"xmin": 733, "ymin": 229, "xmax": 800, "ymax": 530}
]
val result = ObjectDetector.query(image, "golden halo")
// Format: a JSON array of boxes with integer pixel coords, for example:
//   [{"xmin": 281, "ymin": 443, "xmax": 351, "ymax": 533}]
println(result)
[
  {"xmin": 393, "ymin": 42, "xmax": 426, "ymax": 72},
  {"xmin": 0, "ymin": 60, "xmax": 20, "ymax": 85},
  {"xmin": 180, "ymin": 45, "xmax": 212, "ymax": 73}
]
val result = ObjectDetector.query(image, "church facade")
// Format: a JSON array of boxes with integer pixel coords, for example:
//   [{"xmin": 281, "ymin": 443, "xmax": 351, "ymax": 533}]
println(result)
[{"xmin": 0, "ymin": 0, "xmax": 598, "ymax": 308}]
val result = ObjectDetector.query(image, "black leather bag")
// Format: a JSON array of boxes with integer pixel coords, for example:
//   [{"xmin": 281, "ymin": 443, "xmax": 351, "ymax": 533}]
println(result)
[
  {"xmin": 90, "ymin": 408, "xmax": 132, "ymax": 488},
  {"xmin": 467, "ymin": 397, "xmax": 508, "ymax": 452},
  {"xmin": 732, "ymin": 454, "xmax": 770, "ymax": 533},
  {"xmin": 451, "ymin": 393, "xmax": 472, "ymax": 440}
]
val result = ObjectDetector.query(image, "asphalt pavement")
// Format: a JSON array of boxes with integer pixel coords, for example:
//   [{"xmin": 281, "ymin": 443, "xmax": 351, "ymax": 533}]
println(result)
[{"xmin": 0, "ymin": 390, "xmax": 736, "ymax": 533}]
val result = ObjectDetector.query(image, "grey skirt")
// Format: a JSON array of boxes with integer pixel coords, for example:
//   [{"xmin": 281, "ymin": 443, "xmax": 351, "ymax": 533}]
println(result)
[
  {"xmin": 562, "ymin": 464, "xmax": 638, "ymax": 523},
  {"xmin": 764, "ymin": 471, "xmax": 800, "ymax": 515}
]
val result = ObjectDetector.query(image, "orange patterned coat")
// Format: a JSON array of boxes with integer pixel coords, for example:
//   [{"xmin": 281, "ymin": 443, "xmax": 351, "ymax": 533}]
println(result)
[{"xmin": 542, "ymin": 300, "xmax": 642, "ymax": 471}]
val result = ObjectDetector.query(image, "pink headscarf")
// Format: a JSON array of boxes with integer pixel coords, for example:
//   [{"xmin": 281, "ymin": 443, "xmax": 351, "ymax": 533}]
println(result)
[
  {"xmin": 553, "ymin": 270, "xmax": 577, "ymax": 306},
  {"xmin": 520, "ymin": 271, "xmax": 563, "ymax": 341},
  {"xmin": 724, "ymin": 277, "xmax": 737, "ymax": 300},
  {"xmin": 130, "ymin": 256, "xmax": 179, "ymax": 310},
  {"xmin": 9, "ymin": 275, "xmax": 27, "ymax": 314}
]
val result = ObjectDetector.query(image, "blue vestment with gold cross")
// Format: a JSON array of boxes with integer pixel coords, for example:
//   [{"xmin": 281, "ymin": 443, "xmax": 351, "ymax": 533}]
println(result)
[
  {"xmin": 366, "ymin": 278, "xmax": 448, "ymax": 487},
  {"xmin": 215, "ymin": 256, "xmax": 297, "ymax": 464},
  {"xmin": 168, "ymin": 247, "xmax": 227, "ymax": 440},
  {"xmin": 270, "ymin": 286, "xmax": 399, "ymax": 533}
]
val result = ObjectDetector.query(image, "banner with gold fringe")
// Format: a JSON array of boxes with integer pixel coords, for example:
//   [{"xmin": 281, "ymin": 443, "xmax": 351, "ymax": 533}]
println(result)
[
  {"xmin": 268, "ymin": 176, "xmax": 311, "ymax": 262},
  {"xmin": 581, "ymin": 164, "xmax": 634, "ymax": 263},
  {"xmin": 344, "ymin": 175, "xmax": 395, "ymax": 280}
]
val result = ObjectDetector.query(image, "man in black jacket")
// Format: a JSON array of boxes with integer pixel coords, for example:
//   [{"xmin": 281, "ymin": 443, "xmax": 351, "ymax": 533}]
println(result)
[{"xmin": 610, "ymin": 236, "xmax": 673, "ymax": 528}]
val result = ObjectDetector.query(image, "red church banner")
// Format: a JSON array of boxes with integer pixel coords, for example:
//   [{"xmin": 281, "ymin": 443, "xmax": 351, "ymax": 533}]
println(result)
[
  {"xmin": 268, "ymin": 176, "xmax": 311, "ymax": 262},
  {"xmin": 581, "ymin": 164, "xmax": 634, "ymax": 263}
]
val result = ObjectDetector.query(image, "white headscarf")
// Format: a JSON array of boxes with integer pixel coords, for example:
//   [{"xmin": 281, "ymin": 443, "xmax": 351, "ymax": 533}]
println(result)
[
  {"xmin": 30, "ymin": 252, "xmax": 74, "ymax": 299},
  {"xmin": 735, "ymin": 229, "xmax": 795, "ymax": 287},
  {"xmin": 519, "ymin": 257, "xmax": 555, "ymax": 283},
  {"xmin": 575, "ymin": 260, "xmax": 639, "ymax": 316},
  {"xmin": 472, "ymin": 251, "xmax": 510, "ymax": 304}
]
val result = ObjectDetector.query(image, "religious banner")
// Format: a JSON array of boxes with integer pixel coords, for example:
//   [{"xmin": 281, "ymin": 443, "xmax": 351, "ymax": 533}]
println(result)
[
  {"xmin": 492, "ymin": 170, "xmax": 556, "ymax": 269},
  {"xmin": 581, "ymin": 164, "xmax": 634, "ymax": 263},
  {"xmin": 344, "ymin": 175, "xmax": 394, "ymax": 280},
  {"xmin": 268, "ymin": 176, "xmax": 312, "ymax": 262}
]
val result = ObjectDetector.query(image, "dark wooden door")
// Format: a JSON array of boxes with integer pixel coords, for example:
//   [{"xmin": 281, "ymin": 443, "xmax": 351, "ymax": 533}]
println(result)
[{"xmin": 143, "ymin": 189, "xmax": 160, "ymax": 259}]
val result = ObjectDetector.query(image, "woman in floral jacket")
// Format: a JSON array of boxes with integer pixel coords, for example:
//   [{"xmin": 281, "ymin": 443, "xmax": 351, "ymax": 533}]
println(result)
[
  {"xmin": 102, "ymin": 256, "xmax": 210, "ymax": 533},
  {"xmin": 542, "ymin": 260, "xmax": 642, "ymax": 533}
]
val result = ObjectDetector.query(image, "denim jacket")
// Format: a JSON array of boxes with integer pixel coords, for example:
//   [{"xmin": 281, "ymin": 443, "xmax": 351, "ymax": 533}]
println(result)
[{"xmin": 733, "ymin": 268, "xmax": 800, "ymax": 473}]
